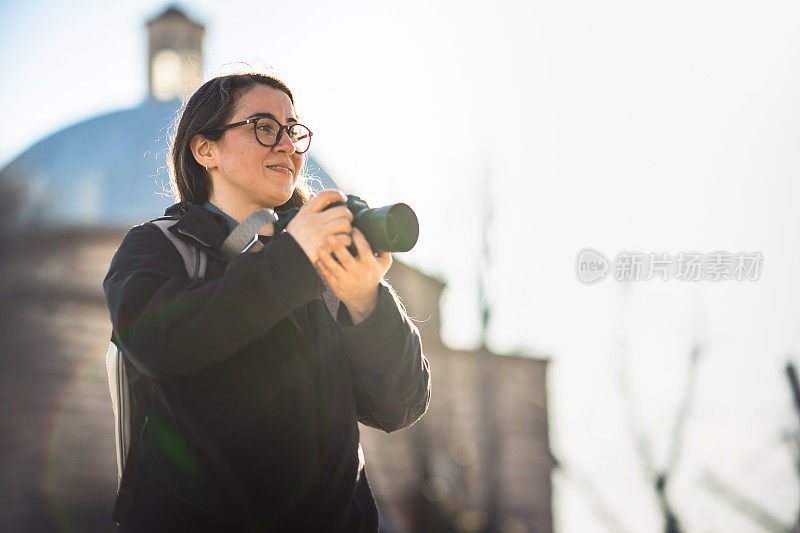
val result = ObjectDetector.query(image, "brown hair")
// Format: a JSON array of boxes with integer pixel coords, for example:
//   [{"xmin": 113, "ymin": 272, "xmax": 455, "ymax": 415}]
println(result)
[{"xmin": 169, "ymin": 73, "xmax": 309, "ymax": 209}]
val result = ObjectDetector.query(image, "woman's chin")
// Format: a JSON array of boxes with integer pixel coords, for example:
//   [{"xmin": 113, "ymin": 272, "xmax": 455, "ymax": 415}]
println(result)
[{"xmin": 263, "ymin": 190, "xmax": 295, "ymax": 210}]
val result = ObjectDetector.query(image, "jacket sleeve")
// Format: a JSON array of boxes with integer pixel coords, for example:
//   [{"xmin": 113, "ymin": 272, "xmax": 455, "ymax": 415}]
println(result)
[
  {"xmin": 337, "ymin": 282, "xmax": 431, "ymax": 433},
  {"xmin": 103, "ymin": 223, "xmax": 324, "ymax": 378}
]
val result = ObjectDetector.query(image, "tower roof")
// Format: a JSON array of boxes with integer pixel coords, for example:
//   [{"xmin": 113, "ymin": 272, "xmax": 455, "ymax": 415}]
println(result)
[{"xmin": 146, "ymin": 5, "xmax": 203, "ymax": 29}]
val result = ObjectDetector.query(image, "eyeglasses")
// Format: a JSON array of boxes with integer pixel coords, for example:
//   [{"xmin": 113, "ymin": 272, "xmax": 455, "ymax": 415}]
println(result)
[{"xmin": 205, "ymin": 116, "xmax": 313, "ymax": 154}]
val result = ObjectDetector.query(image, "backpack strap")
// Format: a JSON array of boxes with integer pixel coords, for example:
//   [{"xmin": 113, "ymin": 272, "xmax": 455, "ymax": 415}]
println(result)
[
  {"xmin": 150, "ymin": 218, "xmax": 208, "ymax": 280},
  {"xmin": 112, "ymin": 218, "xmax": 206, "ymax": 526}
]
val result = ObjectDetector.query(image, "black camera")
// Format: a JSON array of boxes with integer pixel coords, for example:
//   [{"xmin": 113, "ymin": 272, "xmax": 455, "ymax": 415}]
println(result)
[{"xmin": 275, "ymin": 194, "xmax": 419, "ymax": 254}]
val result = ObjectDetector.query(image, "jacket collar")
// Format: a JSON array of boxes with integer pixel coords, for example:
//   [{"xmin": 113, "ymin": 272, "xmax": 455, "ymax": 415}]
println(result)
[{"xmin": 164, "ymin": 202, "xmax": 229, "ymax": 263}]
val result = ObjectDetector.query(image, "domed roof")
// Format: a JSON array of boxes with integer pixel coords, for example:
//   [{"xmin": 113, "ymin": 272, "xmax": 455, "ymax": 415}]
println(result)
[{"xmin": 0, "ymin": 99, "xmax": 337, "ymax": 229}]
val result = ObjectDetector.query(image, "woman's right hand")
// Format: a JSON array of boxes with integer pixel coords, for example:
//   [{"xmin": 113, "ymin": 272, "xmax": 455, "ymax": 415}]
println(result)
[{"xmin": 285, "ymin": 190, "xmax": 354, "ymax": 264}]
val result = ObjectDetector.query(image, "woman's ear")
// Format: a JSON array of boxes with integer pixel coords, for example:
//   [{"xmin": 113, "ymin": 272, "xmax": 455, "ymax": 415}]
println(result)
[{"xmin": 190, "ymin": 134, "xmax": 216, "ymax": 171}]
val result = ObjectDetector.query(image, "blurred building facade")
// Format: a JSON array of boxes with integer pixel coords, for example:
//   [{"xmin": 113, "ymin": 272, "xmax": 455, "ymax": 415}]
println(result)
[
  {"xmin": 362, "ymin": 263, "xmax": 554, "ymax": 533},
  {"xmin": 0, "ymin": 6, "xmax": 553, "ymax": 532}
]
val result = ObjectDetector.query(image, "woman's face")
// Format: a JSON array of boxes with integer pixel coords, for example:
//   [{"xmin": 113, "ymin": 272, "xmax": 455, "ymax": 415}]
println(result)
[{"xmin": 210, "ymin": 84, "xmax": 304, "ymax": 211}]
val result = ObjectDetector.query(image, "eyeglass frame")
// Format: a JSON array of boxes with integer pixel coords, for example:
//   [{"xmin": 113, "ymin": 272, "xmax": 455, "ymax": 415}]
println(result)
[{"xmin": 202, "ymin": 115, "xmax": 313, "ymax": 154}]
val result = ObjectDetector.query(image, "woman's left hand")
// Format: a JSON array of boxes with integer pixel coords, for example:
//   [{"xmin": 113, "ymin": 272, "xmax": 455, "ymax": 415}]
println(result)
[{"xmin": 315, "ymin": 228, "xmax": 392, "ymax": 324}]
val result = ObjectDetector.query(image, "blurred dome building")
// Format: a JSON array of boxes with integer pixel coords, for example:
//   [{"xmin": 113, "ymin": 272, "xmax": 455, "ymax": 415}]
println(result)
[
  {"xmin": 0, "ymin": 99, "xmax": 180, "ymax": 227},
  {"xmin": 0, "ymin": 5, "xmax": 553, "ymax": 533}
]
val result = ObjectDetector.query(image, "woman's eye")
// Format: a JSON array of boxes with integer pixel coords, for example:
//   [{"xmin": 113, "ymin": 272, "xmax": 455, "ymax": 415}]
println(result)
[{"xmin": 288, "ymin": 126, "xmax": 308, "ymax": 141}]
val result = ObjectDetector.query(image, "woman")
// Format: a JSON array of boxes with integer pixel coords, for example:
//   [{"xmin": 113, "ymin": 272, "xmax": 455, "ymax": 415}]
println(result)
[{"xmin": 103, "ymin": 72, "xmax": 431, "ymax": 532}]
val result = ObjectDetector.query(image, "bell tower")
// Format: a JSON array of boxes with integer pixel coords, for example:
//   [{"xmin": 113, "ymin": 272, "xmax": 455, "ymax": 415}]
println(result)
[{"xmin": 146, "ymin": 6, "xmax": 205, "ymax": 101}]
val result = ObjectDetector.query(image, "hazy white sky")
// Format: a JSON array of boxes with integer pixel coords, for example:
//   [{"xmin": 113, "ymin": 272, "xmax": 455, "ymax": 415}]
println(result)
[{"xmin": 2, "ymin": 0, "xmax": 800, "ymax": 531}]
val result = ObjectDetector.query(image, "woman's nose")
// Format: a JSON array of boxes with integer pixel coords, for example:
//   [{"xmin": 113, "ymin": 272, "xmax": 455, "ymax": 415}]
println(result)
[{"xmin": 273, "ymin": 128, "xmax": 296, "ymax": 154}]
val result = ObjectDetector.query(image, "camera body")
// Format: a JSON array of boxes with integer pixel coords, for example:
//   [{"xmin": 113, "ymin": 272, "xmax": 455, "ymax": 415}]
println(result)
[{"xmin": 275, "ymin": 194, "xmax": 419, "ymax": 254}]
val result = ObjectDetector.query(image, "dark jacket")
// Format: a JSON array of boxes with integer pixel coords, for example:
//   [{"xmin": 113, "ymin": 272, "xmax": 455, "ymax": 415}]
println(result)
[{"xmin": 103, "ymin": 202, "xmax": 431, "ymax": 532}]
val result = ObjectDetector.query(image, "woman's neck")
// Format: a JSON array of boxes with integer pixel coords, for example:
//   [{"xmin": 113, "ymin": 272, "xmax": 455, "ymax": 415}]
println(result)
[
  {"xmin": 206, "ymin": 193, "xmax": 257, "ymax": 223},
  {"xmin": 206, "ymin": 194, "xmax": 276, "ymax": 236}
]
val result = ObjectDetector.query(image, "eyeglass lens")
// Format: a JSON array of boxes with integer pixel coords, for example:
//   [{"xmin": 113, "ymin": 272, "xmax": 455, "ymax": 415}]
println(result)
[{"xmin": 255, "ymin": 117, "xmax": 311, "ymax": 153}]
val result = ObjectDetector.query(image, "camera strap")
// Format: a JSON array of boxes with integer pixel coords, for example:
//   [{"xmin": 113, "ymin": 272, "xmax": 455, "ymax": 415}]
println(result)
[{"xmin": 220, "ymin": 208, "xmax": 278, "ymax": 260}]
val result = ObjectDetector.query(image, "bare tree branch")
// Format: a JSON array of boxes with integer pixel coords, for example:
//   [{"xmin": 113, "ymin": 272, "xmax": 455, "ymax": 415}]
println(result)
[
  {"xmin": 666, "ymin": 341, "xmax": 703, "ymax": 475},
  {"xmin": 699, "ymin": 470, "xmax": 786, "ymax": 533},
  {"xmin": 613, "ymin": 287, "xmax": 711, "ymax": 533},
  {"xmin": 784, "ymin": 360, "xmax": 800, "ymax": 530},
  {"xmin": 558, "ymin": 460, "xmax": 632, "ymax": 533},
  {"xmin": 615, "ymin": 336, "xmax": 657, "ymax": 481}
]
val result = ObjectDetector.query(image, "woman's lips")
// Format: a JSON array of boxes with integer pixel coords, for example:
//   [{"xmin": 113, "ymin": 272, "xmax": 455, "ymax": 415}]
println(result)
[{"xmin": 266, "ymin": 165, "xmax": 293, "ymax": 175}]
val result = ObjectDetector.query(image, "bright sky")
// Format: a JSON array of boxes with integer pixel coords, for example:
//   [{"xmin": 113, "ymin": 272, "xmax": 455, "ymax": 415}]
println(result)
[{"xmin": 2, "ymin": 1, "xmax": 800, "ymax": 531}]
